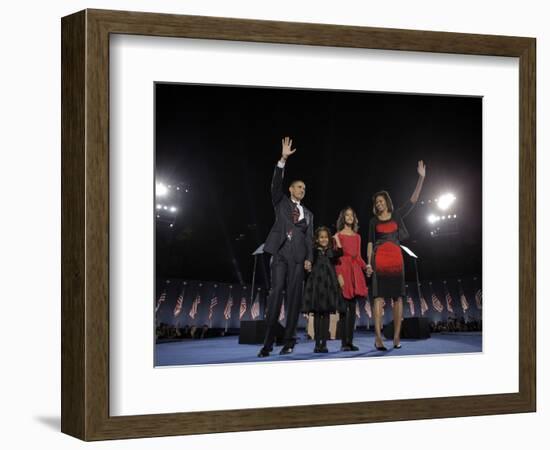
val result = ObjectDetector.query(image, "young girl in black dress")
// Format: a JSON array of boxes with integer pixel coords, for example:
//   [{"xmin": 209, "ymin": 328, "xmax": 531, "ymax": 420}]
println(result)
[{"xmin": 302, "ymin": 226, "xmax": 343, "ymax": 353}]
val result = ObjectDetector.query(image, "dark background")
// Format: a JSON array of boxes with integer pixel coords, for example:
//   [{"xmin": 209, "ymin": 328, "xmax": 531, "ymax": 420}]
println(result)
[{"xmin": 155, "ymin": 83, "xmax": 482, "ymax": 289}]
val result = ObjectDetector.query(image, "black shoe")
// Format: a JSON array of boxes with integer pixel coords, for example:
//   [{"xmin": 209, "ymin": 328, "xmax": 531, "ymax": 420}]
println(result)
[
  {"xmin": 341, "ymin": 344, "xmax": 352, "ymax": 351},
  {"xmin": 313, "ymin": 344, "xmax": 321, "ymax": 353},
  {"xmin": 393, "ymin": 343, "xmax": 402, "ymax": 349},
  {"xmin": 257, "ymin": 347, "xmax": 271, "ymax": 357},
  {"xmin": 319, "ymin": 345, "xmax": 329, "ymax": 353},
  {"xmin": 280, "ymin": 344, "xmax": 294, "ymax": 355},
  {"xmin": 375, "ymin": 343, "xmax": 388, "ymax": 351},
  {"xmin": 349, "ymin": 344, "xmax": 359, "ymax": 351}
]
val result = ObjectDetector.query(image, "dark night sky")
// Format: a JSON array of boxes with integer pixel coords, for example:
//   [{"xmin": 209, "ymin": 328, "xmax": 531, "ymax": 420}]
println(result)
[{"xmin": 155, "ymin": 83, "xmax": 482, "ymax": 288}]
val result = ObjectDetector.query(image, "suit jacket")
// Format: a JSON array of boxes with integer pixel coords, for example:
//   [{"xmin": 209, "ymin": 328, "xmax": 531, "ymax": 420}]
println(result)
[{"xmin": 263, "ymin": 165, "xmax": 314, "ymax": 262}]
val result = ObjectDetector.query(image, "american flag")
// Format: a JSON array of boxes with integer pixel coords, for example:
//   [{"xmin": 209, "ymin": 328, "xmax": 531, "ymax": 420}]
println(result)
[
  {"xmin": 364, "ymin": 299, "xmax": 372, "ymax": 318},
  {"xmin": 239, "ymin": 297, "xmax": 247, "ymax": 320},
  {"xmin": 208, "ymin": 296, "xmax": 218, "ymax": 321},
  {"xmin": 431, "ymin": 292, "xmax": 444, "ymax": 313},
  {"xmin": 445, "ymin": 291, "xmax": 454, "ymax": 313},
  {"xmin": 355, "ymin": 302, "xmax": 361, "ymax": 318},
  {"xmin": 189, "ymin": 294, "xmax": 201, "ymax": 319},
  {"xmin": 460, "ymin": 293, "xmax": 470, "ymax": 312},
  {"xmin": 420, "ymin": 296, "xmax": 429, "ymax": 316},
  {"xmin": 407, "ymin": 296, "xmax": 415, "ymax": 316},
  {"xmin": 155, "ymin": 291, "xmax": 166, "ymax": 313},
  {"xmin": 223, "ymin": 296, "xmax": 234, "ymax": 320},
  {"xmin": 278, "ymin": 300, "xmax": 285, "ymax": 322},
  {"xmin": 475, "ymin": 289, "xmax": 482, "ymax": 309},
  {"xmin": 251, "ymin": 292, "xmax": 260, "ymax": 320},
  {"xmin": 173, "ymin": 290, "xmax": 184, "ymax": 317}
]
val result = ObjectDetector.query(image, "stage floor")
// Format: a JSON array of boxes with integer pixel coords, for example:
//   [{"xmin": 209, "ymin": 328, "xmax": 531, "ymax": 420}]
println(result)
[{"xmin": 155, "ymin": 330, "xmax": 482, "ymax": 367}]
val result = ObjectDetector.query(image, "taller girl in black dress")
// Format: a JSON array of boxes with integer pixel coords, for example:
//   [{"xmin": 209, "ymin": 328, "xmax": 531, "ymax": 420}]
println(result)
[{"xmin": 366, "ymin": 161, "xmax": 426, "ymax": 350}]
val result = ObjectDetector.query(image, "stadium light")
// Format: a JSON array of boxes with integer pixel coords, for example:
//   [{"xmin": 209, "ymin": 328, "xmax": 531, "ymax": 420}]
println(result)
[
  {"xmin": 437, "ymin": 193, "xmax": 456, "ymax": 210},
  {"xmin": 156, "ymin": 182, "xmax": 168, "ymax": 197},
  {"xmin": 427, "ymin": 214, "xmax": 437, "ymax": 224},
  {"xmin": 170, "ymin": 206, "xmax": 177, "ymax": 212}
]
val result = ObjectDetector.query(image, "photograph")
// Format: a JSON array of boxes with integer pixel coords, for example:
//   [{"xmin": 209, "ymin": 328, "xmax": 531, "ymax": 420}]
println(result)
[
  {"xmin": 55, "ymin": 5, "xmax": 536, "ymax": 442},
  {"xmin": 153, "ymin": 82, "xmax": 483, "ymax": 366}
]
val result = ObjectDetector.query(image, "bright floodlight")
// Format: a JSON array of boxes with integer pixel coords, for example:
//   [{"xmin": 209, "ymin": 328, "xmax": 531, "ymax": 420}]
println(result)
[
  {"xmin": 156, "ymin": 183, "xmax": 168, "ymax": 196},
  {"xmin": 437, "ymin": 193, "xmax": 456, "ymax": 210},
  {"xmin": 427, "ymin": 214, "xmax": 437, "ymax": 224},
  {"xmin": 170, "ymin": 206, "xmax": 177, "ymax": 212},
  {"xmin": 156, "ymin": 204, "xmax": 162, "ymax": 210}
]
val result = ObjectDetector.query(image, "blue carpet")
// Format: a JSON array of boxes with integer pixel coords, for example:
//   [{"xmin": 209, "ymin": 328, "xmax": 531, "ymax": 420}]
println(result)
[{"xmin": 155, "ymin": 331, "xmax": 482, "ymax": 366}]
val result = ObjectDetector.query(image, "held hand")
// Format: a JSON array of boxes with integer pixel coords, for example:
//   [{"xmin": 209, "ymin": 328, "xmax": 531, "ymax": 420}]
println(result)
[
  {"xmin": 417, "ymin": 160, "xmax": 426, "ymax": 178},
  {"xmin": 304, "ymin": 260, "xmax": 312, "ymax": 272},
  {"xmin": 366, "ymin": 265, "xmax": 373, "ymax": 277},
  {"xmin": 281, "ymin": 136, "xmax": 297, "ymax": 160}
]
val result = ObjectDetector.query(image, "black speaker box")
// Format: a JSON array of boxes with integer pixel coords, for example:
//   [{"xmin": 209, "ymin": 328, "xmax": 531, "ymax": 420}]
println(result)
[
  {"xmin": 238, "ymin": 320, "xmax": 284, "ymax": 344},
  {"xmin": 383, "ymin": 317, "xmax": 431, "ymax": 340}
]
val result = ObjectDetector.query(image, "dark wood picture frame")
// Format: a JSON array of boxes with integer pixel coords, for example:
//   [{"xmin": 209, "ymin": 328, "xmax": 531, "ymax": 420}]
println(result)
[{"xmin": 61, "ymin": 9, "xmax": 536, "ymax": 441}]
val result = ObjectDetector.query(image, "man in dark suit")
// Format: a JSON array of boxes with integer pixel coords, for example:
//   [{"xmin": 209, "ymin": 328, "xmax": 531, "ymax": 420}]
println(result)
[{"xmin": 258, "ymin": 137, "xmax": 313, "ymax": 357}]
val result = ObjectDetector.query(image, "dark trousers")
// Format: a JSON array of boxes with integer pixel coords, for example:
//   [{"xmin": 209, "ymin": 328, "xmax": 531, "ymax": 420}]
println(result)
[
  {"xmin": 340, "ymin": 299, "xmax": 357, "ymax": 345},
  {"xmin": 313, "ymin": 313, "xmax": 329, "ymax": 347},
  {"xmin": 263, "ymin": 252, "xmax": 305, "ymax": 349}
]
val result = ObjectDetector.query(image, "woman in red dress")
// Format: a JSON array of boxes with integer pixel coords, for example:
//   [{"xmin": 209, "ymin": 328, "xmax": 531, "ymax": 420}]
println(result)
[
  {"xmin": 366, "ymin": 161, "xmax": 426, "ymax": 351},
  {"xmin": 334, "ymin": 207, "xmax": 368, "ymax": 351}
]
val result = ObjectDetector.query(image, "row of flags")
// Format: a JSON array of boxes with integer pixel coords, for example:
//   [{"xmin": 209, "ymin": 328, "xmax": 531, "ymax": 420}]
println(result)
[
  {"xmin": 156, "ymin": 288, "xmax": 264, "ymax": 323},
  {"xmin": 346, "ymin": 287, "xmax": 481, "ymax": 320},
  {"xmin": 353, "ymin": 288, "xmax": 482, "ymax": 320},
  {"xmin": 156, "ymin": 283, "xmax": 482, "ymax": 323},
  {"xmin": 410, "ymin": 287, "xmax": 482, "ymax": 317}
]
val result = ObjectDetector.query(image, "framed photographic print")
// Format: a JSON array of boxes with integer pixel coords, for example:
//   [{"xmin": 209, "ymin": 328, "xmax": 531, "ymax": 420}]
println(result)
[{"xmin": 61, "ymin": 9, "xmax": 536, "ymax": 441}]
